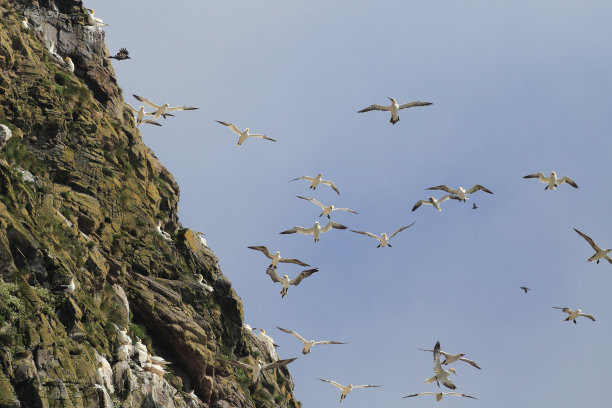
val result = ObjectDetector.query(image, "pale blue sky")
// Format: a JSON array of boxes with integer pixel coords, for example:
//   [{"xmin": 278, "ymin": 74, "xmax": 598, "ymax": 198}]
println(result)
[{"xmin": 89, "ymin": 1, "xmax": 612, "ymax": 406}]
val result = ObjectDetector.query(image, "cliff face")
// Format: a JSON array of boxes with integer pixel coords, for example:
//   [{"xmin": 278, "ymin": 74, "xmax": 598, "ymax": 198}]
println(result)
[{"xmin": 0, "ymin": 1, "xmax": 299, "ymax": 407}]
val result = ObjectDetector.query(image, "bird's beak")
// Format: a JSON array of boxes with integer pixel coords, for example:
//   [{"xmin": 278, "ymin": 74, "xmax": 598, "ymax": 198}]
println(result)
[{"xmin": 387, "ymin": 97, "xmax": 393, "ymax": 101}]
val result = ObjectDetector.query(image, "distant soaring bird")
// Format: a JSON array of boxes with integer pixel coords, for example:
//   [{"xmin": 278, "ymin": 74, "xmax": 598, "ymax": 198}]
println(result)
[
  {"xmin": 215, "ymin": 121, "xmax": 276, "ymax": 147},
  {"xmin": 403, "ymin": 392, "xmax": 477, "ymax": 402},
  {"xmin": 350, "ymin": 222, "xmax": 415, "ymax": 248},
  {"xmin": 520, "ymin": 286, "xmax": 530, "ymax": 293},
  {"xmin": 277, "ymin": 326, "xmax": 347, "ymax": 355},
  {"xmin": 523, "ymin": 171, "xmax": 578, "ymax": 190},
  {"xmin": 248, "ymin": 246, "xmax": 310, "ymax": 268},
  {"xmin": 290, "ymin": 173, "xmax": 340, "ymax": 194},
  {"xmin": 358, "ymin": 97, "xmax": 432, "ymax": 124},
  {"xmin": 426, "ymin": 184, "xmax": 493, "ymax": 202},
  {"xmin": 552, "ymin": 307, "xmax": 595, "ymax": 324},
  {"xmin": 280, "ymin": 220, "xmax": 347, "ymax": 243},
  {"xmin": 574, "ymin": 228, "xmax": 612, "ymax": 264},
  {"xmin": 133, "ymin": 94, "xmax": 198, "ymax": 120},
  {"xmin": 109, "ymin": 48, "xmax": 130, "ymax": 60},
  {"xmin": 412, "ymin": 195, "xmax": 460, "ymax": 212},
  {"xmin": 317, "ymin": 378, "xmax": 380, "ymax": 403},
  {"xmin": 265, "ymin": 266, "xmax": 319, "ymax": 298},
  {"xmin": 296, "ymin": 196, "xmax": 357, "ymax": 219}
]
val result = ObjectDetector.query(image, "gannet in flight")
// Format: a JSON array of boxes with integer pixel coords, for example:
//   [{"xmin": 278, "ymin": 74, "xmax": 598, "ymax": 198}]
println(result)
[
  {"xmin": 426, "ymin": 184, "xmax": 493, "ymax": 202},
  {"xmin": 276, "ymin": 326, "xmax": 347, "ymax": 354},
  {"xmin": 290, "ymin": 173, "xmax": 339, "ymax": 194},
  {"xmin": 424, "ymin": 341, "xmax": 457, "ymax": 389},
  {"xmin": 265, "ymin": 266, "xmax": 318, "ymax": 297},
  {"xmin": 218, "ymin": 357, "xmax": 296, "ymax": 386},
  {"xmin": 553, "ymin": 307, "xmax": 595, "ymax": 324},
  {"xmin": 520, "ymin": 286, "xmax": 530, "ymax": 293},
  {"xmin": 357, "ymin": 97, "xmax": 432, "ymax": 124},
  {"xmin": 64, "ymin": 57, "xmax": 74, "ymax": 73},
  {"xmin": 417, "ymin": 346, "xmax": 481, "ymax": 369},
  {"xmin": 86, "ymin": 9, "xmax": 108, "ymax": 27},
  {"xmin": 296, "ymin": 196, "xmax": 357, "ymax": 219},
  {"xmin": 523, "ymin": 171, "xmax": 578, "ymax": 190},
  {"xmin": 317, "ymin": 378, "xmax": 380, "ymax": 403},
  {"xmin": 280, "ymin": 221, "xmax": 347, "ymax": 243},
  {"xmin": 194, "ymin": 274, "xmax": 213, "ymax": 293},
  {"xmin": 403, "ymin": 392, "xmax": 477, "ymax": 402},
  {"xmin": 133, "ymin": 94, "xmax": 198, "ymax": 119},
  {"xmin": 127, "ymin": 104, "xmax": 162, "ymax": 126},
  {"xmin": 248, "ymin": 246, "xmax": 310, "ymax": 268},
  {"xmin": 350, "ymin": 222, "xmax": 415, "ymax": 248},
  {"xmin": 412, "ymin": 195, "xmax": 460, "ymax": 212},
  {"xmin": 215, "ymin": 121, "xmax": 276, "ymax": 147},
  {"xmin": 109, "ymin": 48, "xmax": 130, "ymax": 60},
  {"xmin": 156, "ymin": 220, "xmax": 172, "ymax": 241},
  {"xmin": 573, "ymin": 228, "xmax": 612, "ymax": 264}
]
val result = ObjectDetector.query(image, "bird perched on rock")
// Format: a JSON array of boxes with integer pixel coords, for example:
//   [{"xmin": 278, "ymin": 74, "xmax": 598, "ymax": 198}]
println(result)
[
  {"xmin": 54, "ymin": 278, "xmax": 75, "ymax": 294},
  {"xmin": 86, "ymin": 9, "xmax": 108, "ymax": 27},
  {"xmin": 64, "ymin": 57, "xmax": 74, "ymax": 73},
  {"xmin": 156, "ymin": 220, "xmax": 172, "ymax": 241},
  {"xmin": 21, "ymin": 17, "xmax": 29, "ymax": 30},
  {"xmin": 109, "ymin": 48, "xmax": 130, "ymax": 60},
  {"xmin": 194, "ymin": 274, "xmax": 213, "ymax": 293}
]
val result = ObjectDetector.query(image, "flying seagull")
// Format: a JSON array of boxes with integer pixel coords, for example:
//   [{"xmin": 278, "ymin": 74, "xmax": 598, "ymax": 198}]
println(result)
[
  {"xmin": 417, "ymin": 346, "xmax": 481, "ymax": 369},
  {"xmin": 248, "ymin": 246, "xmax": 310, "ymax": 268},
  {"xmin": 358, "ymin": 98, "xmax": 432, "ymax": 124},
  {"xmin": 553, "ymin": 307, "xmax": 595, "ymax": 324},
  {"xmin": 266, "ymin": 266, "xmax": 319, "ymax": 298},
  {"xmin": 109, "ymin": 48, "xmax": 130, "ymax": 60},
  {"xmin": 133, "ymin": 94, "xmax": 198, "ymax": 120},
  {"xmin": 523, "ymin": 172, "xmax": 578, "ymax": 190},
  {"xmin": 218, "ymin": 357, "xmax": 296, "ymax": 386},
  {"xmin": 426, "ymin": 184, "xmax": 493, "ymax": 202},
  {"xmin": 290, "ymin": 173, "xmax": 340, "ymax": 194},
  {"xmin": 280, "ymin": 221, "xmax": 347, "ymax": 243},
  {"xmin": 412, "ymin": 195, "xmax": 460, "ymax": 212},
  {"xmin": 403, "ymin": 392, "xmax": 477, "ymax": 402},
  {"xmin": 215, "ymin": 121, "xmax": 276, "ymax": 147},
  {"xmin": 296, "ymin": 196, "xmax": 357, "ymax": 219},
  {"xmin": 317, "ymin": 378, "xmax": 380, "ymax": 403},
  {"xmin": 574, "ymin": 228, "xmax": 612, "ymax": 264},
  {"xmin": 350, "ymin": 222, "xmax": 415, "ymax": 248},
  {"xmin": 520, "ymin": 286, "xmax": 530, "ymax": 293},
  {"xmin": 127, "ymin": 104, "xmax": 163, "ymax": 126},
  {"xmin": 424, "ymin": 341, "xmax": 458, "ymax": 389},
  {"xmin": 276, "ymin": 326, "xmax": 347, "ymax": 354}
]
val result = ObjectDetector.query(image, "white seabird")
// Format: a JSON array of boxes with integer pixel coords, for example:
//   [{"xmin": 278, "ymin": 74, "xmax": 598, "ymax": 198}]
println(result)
[
  {"xmin": 296, "ymin": 196, "xmax": 357, "ymax": 219},
  {"xmin": 290, "ymin": 173, "xmax": 340, "ymax": 194},
  {"xmin": 215, "ymin": 121, "xmax": 276, "ymax": 147},
  {"xmin": 133, "ymin": 94, "xmax": 198, "ymax": 120},
  {"xmin": 248, "ymin": 246, "xmax": 310, "ymax": 268},
  {"xmin": 127, "ymin": 104, "xmax": 162, "ymax": 126},
  {"xmin": 574, "ymin": 228, "xmax": 612, "ymax": 264},
  {"xmin": 523, "ymin": 171, "xmax": 578, "ymax": 190},
  {"xmin": 55, "ymin": 278, "xmax": 76, "ymax": 294},
  {"xmin": 426, "ymin": 184, "xmax": 493, "ymax": 202},
  {"xmin": 21, "ymin": 17, "xmax": 29, "ymax": 30},
  {"xmin": 156, "ymin": 220, "xmax": 172, "ymax": 242},
  {"xmin": 412, "ymin": 195, "xmax": 460, "ymax": 212},
  {"xmin": 265, "ymin": 266, "xmax": 318, "ymax": 298},
  {"xmin": 350, "ymin": 222, "xmax": 415, "ymax": 248},
  {"xmin": 277, "ymin": 326, "xmax": 347, "ymax": 354},
  {"xmin": 64, "ymin": 57, "xmax": 74, "ymax": 73},
  {"xmin": 86, "ymin": 9, "xmax": 108, "ymax": 27},
  {"xmin": 143, "ymin": 360, "xmax": 168, "ymax": 376},
  {"xmin": 194, "ymin": 274, "xmax": 213, "ymax": 293},
  {"xmin": 195, "ymin": 232, "xmax": 208, "ymax": 247},
  {"xmin": 280, "ymin": 221, "xmax": 347, "ymax": 243},
  {"xmin": 47, "ymin": 41, "xmax": 63, "ymax": 62},
  {"xmin": 95, "ymin": 361, "xmax": 105, "ymax": 386},
  {"xmin": 417, "ymin": 347, "xmax": 481, "ymax": 369},
  {"xmin": 357, "ymin": 97, "xmax": 432, "ymax": 124},
  {"xmin": 116, "ymin": 326, "xmax": 132, "ymax": 346},
  {"xmin": 116, "ymin": 344, "xmax": 130, "ymax": 361},
  {"xmin": 218, "ymin": 357, "xmax": 297, "ymax": 386},
  {"xmin": 317, "ymin": 378, "xmax": 380, "ymax": 403},
  {"xmin": 424, "ymin": 341, "xmax": 457, "ymax": 389},
  {"xmin": 148, "ymin": 354, "xmax": 171, "ymax": 366},
  {"xmin": 553, "ymin": 307, "xmax": 596, "ymax": 324},
  {"xmin": 253, "ymin": 328, "xmax": 279, "ymax": 360},
  {"xmin": 403, "ymin": 392, "xmax": 477, "ymax": 402}
]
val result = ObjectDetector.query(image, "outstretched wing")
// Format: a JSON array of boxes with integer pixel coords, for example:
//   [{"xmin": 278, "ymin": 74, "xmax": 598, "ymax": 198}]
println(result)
[
  {"xmin": 574, "ymin": 228, "xmax": 601, "ymax": 252},
  {"xmin": 167, "ymin": 105, "xmax": 199, "ymax": 111},
  {"xmin": 318, "ymin": 378, "xmax": 344, "ymax": 390},
  {"xmin": 250, "ymin": 134, "xmax": 276, "ymax": 142},
  {"xmin": 334, "ymin": 207, "xmax": 358, "ymax": 214},
  {"xmin": 389, "ymin": 222, "xmax": 416, "ymax": 239},
  {"xmin": 320, "ymin": 179, "xmax": 340, "ymax": 194},
  {"xmin": 426, "ymin": 185, "xmax": 456, "ymax": 194},
  {"xmin": 133, "ymin": 94, "xmax": 161, "ymax": 109},
  {"xmin": 398, "ymin": 101, "xmax": 432, "ymax": 109},
  {"xmin": 314, "ymin": 340, "xmax": 347, "ymax": 346},
  {"xmin": 290, "ymin": 176, "xmax": 313, "ymax": 182},
  {"xmin": 403, "ymin": 392, "xmax": 434, "ymax": 398},
  {"xmin": 438, "ymin": 194, "xmax": 461, "ymax": 204},
  {"xmin": 412, "ymin": 200, "xmax": 430, "ymax": 212},
  {"xmin": 289, "ymin": 268, "xmax": 319, "ymax": 286},
  {"xmin": 446, "ymin": 392, "xmax": 477, "ymax": 399},
  {"xmin": 218, "ymin": 358, "xmax": 252, "ymax": 371},
  {"xmin": 126, "ymin": 103, "xmax": 139, "ymax": 114},
  {"xmin": 276, "ymin": 326, "xmax": 307, "ymax": 343},
  {"xmin": 296, "ymin": 195, "xmax": 325, "ymax": 210},
  {"xmin": 358, "ymin": 104, "xmax": 389, "ymax": 113},
  {"xmin": 248, "ymin": 245, "xmax": 274, "ymax": 259},
  {"xmin": 320, "ymin": 222, "xmax": 347, "ymax": 233},
  {"xmin": 265, "ymin": 266, "xmax": 282, "ymax": 283},
  {"xmin": 581, "ymin": 313, "xmax": 596, "ymax": 321},
  {"xmin": 459, "ymin": 357, "xmax": 481, "ymax": 369},
  {"xmin": 280, "ymin": 226, "xmax": 311, "ymax": 235},
  {"xmin": 559, "ymin": 176, "xmax": 578, "ymax": 188},
  {"xmin": 553, "ymin": 306, "xmax": 571, "ymax": 313},
  {"xmin": 261, "ymin": 357, "xmax": 297, "ymax": 370},
  {"xmin": 279, "ymin": 257, "xmax": 310, "ymax": 267},
  {"xmin": 523, "ymin": 172, "xmax": 546, "ymax": 182},
  {"xmin": 353, "ymin": 384, "xmax": 381, "ymax": 389},
  {"xmin": 141, "ymin": 119, "xmax": 161, "ymax": 126},
  {"xmin": 216, "ymin": 120, "xmax": 242, "ymax": 135},
  {"xmin": 466, "ymin": 184, "xmax": 493, "ymax": 194},
  {"xmin": 350, "ymin": 230, "xmax": 380, "ymax": 240}
]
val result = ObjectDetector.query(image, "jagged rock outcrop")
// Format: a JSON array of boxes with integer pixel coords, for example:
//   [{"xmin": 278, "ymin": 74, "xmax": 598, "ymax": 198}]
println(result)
[{"xmin": 0, "ymin": 1, "xmax": 299, "ymax": 407}]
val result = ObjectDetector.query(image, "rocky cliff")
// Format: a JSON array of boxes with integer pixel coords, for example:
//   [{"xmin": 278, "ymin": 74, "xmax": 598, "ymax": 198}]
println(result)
[{"xmin": 0, "ymin": 1, "xmax": 299, "ymax": 407}]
